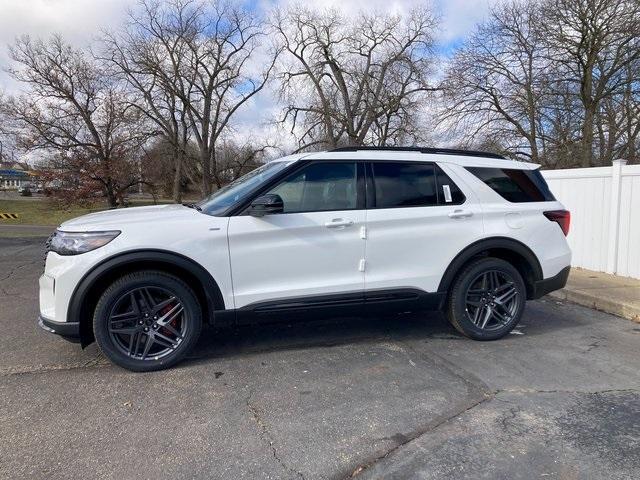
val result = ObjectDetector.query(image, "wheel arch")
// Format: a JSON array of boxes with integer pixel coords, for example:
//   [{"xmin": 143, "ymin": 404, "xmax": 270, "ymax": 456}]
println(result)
[
  {"xmin": 437, "ymin": 237, "xmax": 543, "ymax": 300},
  {"xmin": 69, "ymin": 249, "xmax": 225, "ymax": 347}
]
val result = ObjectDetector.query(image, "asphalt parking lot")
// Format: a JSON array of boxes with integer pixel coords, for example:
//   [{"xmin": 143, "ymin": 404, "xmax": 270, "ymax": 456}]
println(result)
[{"xmin": 1, "ymin": 234, "xmax": 639, "ymax": 480}]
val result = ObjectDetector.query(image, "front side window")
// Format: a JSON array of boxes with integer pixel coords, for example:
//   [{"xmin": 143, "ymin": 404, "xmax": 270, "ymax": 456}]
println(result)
[
  {"xmin": 198, "ymin": 160, "xmax": 293, "ymax": 215},
  {"xmin": 267, "ymin": 162, "xmax": 357, "ymax": 213},
  {"xmin": 372, "ymin": 162, "xmax": 438, "ymax": 208}
]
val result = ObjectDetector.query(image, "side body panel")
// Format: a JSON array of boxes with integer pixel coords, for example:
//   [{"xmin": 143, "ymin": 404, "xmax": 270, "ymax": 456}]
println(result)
[
  {"xmin": 227, "ymin": 210, "xmax": 366, "ymax": 308},
  {"xmin": 364, "ymin": 162, "xmax": 485, "ymax": 293},
  {"xmin": 40, "ymin": 209, "xmax": 233, "ymax": 323},
  {"xmin": 449, "ymin": 164, "xmax": 572, "ymax": 279}
]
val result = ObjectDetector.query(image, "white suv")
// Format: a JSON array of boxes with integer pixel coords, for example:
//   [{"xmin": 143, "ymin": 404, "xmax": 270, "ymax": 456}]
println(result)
[{"xmin": 39, "ymin": 147, "xmax": 571, "ymax": 371}]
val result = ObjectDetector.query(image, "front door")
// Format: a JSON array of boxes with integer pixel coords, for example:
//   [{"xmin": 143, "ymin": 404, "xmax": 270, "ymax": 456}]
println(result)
[{"xmin": 227, "ymin": 161, "xmax": 366, "ymax": 310}]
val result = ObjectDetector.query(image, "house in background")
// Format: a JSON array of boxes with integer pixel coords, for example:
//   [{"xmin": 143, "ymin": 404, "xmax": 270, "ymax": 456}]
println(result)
[{"xmin": 0, "ymin": 161, "xmax": 37, "ymax": 189}]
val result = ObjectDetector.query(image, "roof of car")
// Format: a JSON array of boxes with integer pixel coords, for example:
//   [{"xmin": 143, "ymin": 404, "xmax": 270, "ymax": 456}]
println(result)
[{"xmin": 270, "ymin": 148, "xmax": 539, "ymax": 170}]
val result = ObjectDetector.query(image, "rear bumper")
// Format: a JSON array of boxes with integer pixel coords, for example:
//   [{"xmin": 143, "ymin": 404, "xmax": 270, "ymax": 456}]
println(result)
[
  {"xmin": 532, "ymin": 266, "xmax": 570, "ymax": 299},
  {"xmin": 38, "ymin": 315, "xmax": 80, "ymax": 342}
]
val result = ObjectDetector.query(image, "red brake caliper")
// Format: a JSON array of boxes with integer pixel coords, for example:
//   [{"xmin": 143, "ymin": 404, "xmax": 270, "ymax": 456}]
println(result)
[{"xmin": 159, "ymin": 303, "xmax": 180, "ymax": 337}]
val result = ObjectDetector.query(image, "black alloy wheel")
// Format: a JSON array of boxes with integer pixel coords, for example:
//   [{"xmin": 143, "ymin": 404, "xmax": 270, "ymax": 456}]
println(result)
[
  {"xmin": 108, "ymin": 286, "xmax": 187, "ymax": 361},
  {"xmin": 94, "ymin": 271, "xmax": 202, "ymax": 371},
  {"xmin": 448, "ymin": 257, "xmax": 526, "ymax": 340},
  {"xmin": 464, "ymin": 269, "xmax": 521, "ymax": 331}
]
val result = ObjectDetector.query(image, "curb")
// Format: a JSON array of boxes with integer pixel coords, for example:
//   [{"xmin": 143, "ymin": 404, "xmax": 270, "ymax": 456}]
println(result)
[{"xmin": 548, "ymin": 289, "xmax": 640, "ymax": 323}]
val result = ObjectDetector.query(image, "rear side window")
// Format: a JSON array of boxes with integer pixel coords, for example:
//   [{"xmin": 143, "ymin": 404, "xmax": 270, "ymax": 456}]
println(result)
[
  {"xmin": 372, "ymin": 162, "xmax": 438, "ymax": 208},
  {"xmin": 466, "ymin": 167, "xmax": 555, "ymax": 203}
]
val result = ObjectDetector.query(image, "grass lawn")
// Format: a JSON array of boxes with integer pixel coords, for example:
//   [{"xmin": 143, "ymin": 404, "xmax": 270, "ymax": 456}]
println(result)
[{"xmin": 0, "ymin": 198, "xmax": 173, "ymax": 226}]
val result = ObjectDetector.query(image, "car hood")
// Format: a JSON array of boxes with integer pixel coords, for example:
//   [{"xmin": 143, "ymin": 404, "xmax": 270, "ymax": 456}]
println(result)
[{"xmin": 59, "ymin": 204, "xmax": 202, "ymax": 231}]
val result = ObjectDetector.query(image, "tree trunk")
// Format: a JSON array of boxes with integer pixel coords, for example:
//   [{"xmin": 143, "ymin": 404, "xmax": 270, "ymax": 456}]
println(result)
[
  {"xmin": 581, "ymin": 107, "xmax": 595, "ymax": 167},
  {"xmin": 529, "ymin": 136, "xmax": 539, "ymax": 165},
  {"xmin": 200, "ymin": 147, "xmax": 211, "ymax": 196},
  {"xmin": 105, "ymin": 187, "xmax": 118, "ymax": 208},
  {"xmin": 172, "ymin": 148, "xmax": 183, "ymax": 203}
]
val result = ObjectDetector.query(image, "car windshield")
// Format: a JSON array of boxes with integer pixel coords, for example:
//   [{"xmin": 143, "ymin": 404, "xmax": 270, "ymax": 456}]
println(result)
[{"xmin": 198, "ymin": 160, "xmax": 293, "ymax": 215}]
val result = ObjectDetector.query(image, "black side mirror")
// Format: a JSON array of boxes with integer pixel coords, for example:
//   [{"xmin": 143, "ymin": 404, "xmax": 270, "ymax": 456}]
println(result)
[{"xmin": 248, "ymin": 194, "xmax": 284, "ymax": 217}]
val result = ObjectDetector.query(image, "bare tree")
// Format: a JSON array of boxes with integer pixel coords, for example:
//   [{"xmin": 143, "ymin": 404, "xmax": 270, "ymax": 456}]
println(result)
[
  {"xmin": 273, "ymin": 6, "xmax": 438, "ymax": 150},
  {"xmin": 213, "ymin": 139, "xmax": 271, "ymax": 186},
  {"xmin": 0, "ymin": 92, "xmax": 17, "ymax": 164},
  {"xmin": 139, "ymin": 136, "xmax": 200, "ymax": 197},
  {"xmin": 2, "ymin": 35, "xmax": 146, "ymax": 206},
  {"xmin": 117, "ymin": 0, "xmax": 277, "ymax": 195},
  {"xmin": 594, "ymin": 61, "xmax": 640, "ymax": 164},
  {"xmin": 542, "ymin": 0, "xmax": 640, "ymax": 167},
  {"xmin": 440, "ymin": 1, "xmax": 550, "ymax": 163},
  {"xmin": 102, "ymin": 0, "xmax": 195, "ymax": 202}
]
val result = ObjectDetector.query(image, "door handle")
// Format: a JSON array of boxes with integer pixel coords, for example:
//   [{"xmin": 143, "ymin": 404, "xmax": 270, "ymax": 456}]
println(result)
[
  {"xmin": 448, "ymin": 209, "xmax": 474, "ymax": 219},
  {"xmin": 324, "ymin": 218, "xmax": 354, "ymax": 228}
]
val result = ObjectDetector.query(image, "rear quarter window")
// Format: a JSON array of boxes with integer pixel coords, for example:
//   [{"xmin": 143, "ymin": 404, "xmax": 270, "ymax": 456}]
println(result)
[
  {"xmin": 435, "ymin": 165, "xmax": 466, "ymax": 205},
  {"xmin": 466, "ymin": 167, "xmax": 555, "ymax": 203}
]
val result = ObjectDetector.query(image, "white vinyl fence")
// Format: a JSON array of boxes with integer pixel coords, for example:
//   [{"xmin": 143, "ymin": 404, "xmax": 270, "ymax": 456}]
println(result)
[{"xmin": 542, "ymin": 160, "xmax": 640, "ymax": 279}]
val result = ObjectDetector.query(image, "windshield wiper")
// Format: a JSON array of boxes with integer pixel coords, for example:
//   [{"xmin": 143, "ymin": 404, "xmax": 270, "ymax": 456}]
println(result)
[{"xmin": 182, "ymin": 202, "xmax": 203, "ymax": 212}]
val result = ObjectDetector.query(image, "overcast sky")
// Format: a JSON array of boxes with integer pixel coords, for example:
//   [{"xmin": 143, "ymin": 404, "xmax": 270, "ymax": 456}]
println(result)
[{"xmin": 0, "ymin": 0, "xmax": 500, "ymax": 149}]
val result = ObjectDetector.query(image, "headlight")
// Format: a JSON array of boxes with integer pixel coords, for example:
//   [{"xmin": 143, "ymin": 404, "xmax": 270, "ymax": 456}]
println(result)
[{"xmin": 49, "ymin": 230, "xmax": 121, "ymax": 255}]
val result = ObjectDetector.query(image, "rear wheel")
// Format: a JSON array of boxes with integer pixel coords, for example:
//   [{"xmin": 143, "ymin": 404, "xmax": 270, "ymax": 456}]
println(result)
[
  {"xmin": 93, "ymin": 270, "xmax": 202, "ymax": 371},
  {"xmin": 448, "ymin": 257, "xmax": 526, "ymax": 340}
]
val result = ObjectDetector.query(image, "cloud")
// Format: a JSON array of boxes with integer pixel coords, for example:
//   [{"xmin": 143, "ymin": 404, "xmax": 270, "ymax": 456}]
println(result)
[
  {"xmin": 0, "ymin": 0, "xmax": 136, "ymax": 92},
  {"xmin": 434, "ymin": 0, "xmax": 499, "ymax": 42},
  {"xmin": 260, "ymin": 0, "xmax": 499, "ymax": 43}
]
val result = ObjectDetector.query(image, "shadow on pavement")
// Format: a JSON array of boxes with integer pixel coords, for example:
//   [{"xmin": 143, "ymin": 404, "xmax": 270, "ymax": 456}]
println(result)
[{"xmin": 188, "ymin": 312, "xmax": 456, "ymax": 363}]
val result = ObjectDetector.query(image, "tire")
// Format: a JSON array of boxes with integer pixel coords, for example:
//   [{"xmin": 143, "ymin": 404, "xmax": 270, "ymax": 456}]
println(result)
[
  {"xmin": 447, "ymin": 257, "xmax": 526, "ymax": 340},
  {"xmin": 93, "ymin": 270, "xmax": 202, "ymax": 372}
]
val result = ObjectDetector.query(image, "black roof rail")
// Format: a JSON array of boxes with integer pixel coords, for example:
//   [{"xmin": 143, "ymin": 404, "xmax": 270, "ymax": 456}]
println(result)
[{"xmin": 329, "ymin": 146, "xmax": 506, "ymax": 160}]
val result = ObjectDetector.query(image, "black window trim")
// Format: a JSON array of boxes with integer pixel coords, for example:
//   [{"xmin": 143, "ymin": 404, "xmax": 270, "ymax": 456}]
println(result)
[
  {"xmin": 231, "ymin": 159, "xmax": 365, "ymax": 216},
  {"xmin": 221, "ymin": 158, "xmax": 467, "ymax": 216},
  {"xmin": 366, "ymin": 160, "xmax": 467, "ymax": 210}
]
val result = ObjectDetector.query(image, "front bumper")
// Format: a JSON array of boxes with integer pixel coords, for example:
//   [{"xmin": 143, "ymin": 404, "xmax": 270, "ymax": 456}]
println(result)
[
  {"xmin": 532, "ymin": 266, "xmax": 570, "ymax": 299},
  {"xmin": 38, "ymin": 315, "xmax": 80, "ymax": 342}
]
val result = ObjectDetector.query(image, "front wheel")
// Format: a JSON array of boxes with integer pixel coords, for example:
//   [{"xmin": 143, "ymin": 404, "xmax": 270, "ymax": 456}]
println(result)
[
  {"xmin": 448, "ymin": 257, "xmax": 526, "ymax": 340},
  {"xmin": 93, "ymin": 270, "xmax": 202, "ymax": 372}
]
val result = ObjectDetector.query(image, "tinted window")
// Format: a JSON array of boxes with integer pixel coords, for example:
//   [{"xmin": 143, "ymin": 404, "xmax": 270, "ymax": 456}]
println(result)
[
  {"xmin": 466, "ymin": 167, "xmax": 555, "ymax": 203},
  {"xmin": 435, "ymin": 166, "xmax": 466, "ymax": 204},
  {"xmin": 372, "ymin": 162, "xmax": 437, "ymax": 208},
  {"xmin": 268, "ymin": 162, "xmax": 357, "ymax": 213}
]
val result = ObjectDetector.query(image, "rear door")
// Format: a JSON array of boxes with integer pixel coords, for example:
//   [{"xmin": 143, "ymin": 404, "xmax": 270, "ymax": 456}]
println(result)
[
  {"xmin": 363, "ymin": 160, "xmax": 484, "ymax": 298},
  {"xmin": 227, "ymin": 161, "xmax": 366, "ymax": 310}
]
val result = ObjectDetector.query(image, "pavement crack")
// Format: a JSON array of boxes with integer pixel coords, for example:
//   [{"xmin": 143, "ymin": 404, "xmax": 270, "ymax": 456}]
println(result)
[
  {"xmin": 0, "ymin": 259, "xmax": 39, "ymax": 296},
  {"xmin": 245, "ymin": 391, "xmax": 305, "ymax": 480},
  {"xmin": 347, "ymin": 393, "xmax": 492, "ymax": 478}
]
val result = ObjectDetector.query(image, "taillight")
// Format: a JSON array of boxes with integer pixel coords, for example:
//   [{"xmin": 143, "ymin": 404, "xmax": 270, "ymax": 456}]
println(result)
[{"xmin": 544, "ymin": 210, "xmax": 570, "ymax": 236}]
